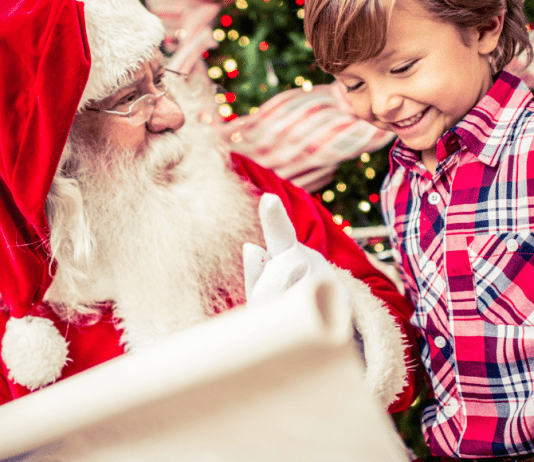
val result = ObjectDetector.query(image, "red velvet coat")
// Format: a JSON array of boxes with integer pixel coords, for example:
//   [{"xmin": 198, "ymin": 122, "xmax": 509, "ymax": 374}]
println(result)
[{"xmin": 0, "ymin": 153, "xmax": 423, "ymax": 411}]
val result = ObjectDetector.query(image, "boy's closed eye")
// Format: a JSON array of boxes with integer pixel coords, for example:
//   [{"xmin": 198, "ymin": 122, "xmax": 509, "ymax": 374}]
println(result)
[
  {"xmin": 342, "ymin": 59, "xmax": 421, "ymax": 93},
  {"xmin": 391, "ymin": 59, "xmax": 419, "ymax": 74},
  {"xmin": 345, "ymin": 81, "xmax": 364, "ymax": 93}
]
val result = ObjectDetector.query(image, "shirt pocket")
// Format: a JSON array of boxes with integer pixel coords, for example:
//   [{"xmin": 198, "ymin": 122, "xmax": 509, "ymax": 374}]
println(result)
[{"xmin": 468, "ymin": 232, "xmax": 534, "ymax": 326}]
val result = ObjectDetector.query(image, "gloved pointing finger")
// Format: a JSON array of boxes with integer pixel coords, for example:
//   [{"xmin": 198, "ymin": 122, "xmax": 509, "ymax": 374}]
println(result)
[{"xmin": 257, "ymin": 193, "xmax": 297, "ymax": 257}]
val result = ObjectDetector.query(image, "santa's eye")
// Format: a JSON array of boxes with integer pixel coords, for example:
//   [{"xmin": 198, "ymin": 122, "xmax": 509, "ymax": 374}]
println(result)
[
  {"xmin": 113, "ymin": 92, "xmax": 138, "ymax": 110},
  {"xmin": 154, "ymin": 73, "xmax": 166, "ymax": 90}
]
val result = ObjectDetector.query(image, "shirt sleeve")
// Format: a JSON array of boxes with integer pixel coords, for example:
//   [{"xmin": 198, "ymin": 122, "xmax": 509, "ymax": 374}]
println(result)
[{"xmin": 231, "ymin": 153, "xmax": 425, "ymax": 412}]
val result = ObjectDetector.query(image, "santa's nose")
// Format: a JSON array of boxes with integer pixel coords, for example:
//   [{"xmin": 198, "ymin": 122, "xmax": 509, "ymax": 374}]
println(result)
[{"xmin": 147, "ymin": 96, "xmax": 185, "ymax": 133}]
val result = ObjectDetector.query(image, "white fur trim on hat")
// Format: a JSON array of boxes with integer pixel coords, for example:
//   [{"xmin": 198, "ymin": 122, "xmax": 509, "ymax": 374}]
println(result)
[
  {"xmin": 78, "ymin": 0, "xmax": 165, "ymax": 110},
  {"xmin": 2, "ymin": 316, "xmax": 69, "ymax": 391},
  {"xmin": 334, "ymin": 266, "xmax": 408, "ymax": 409}
]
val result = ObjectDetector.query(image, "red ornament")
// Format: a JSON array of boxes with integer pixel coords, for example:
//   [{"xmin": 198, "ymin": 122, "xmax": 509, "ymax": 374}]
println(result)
[
  {"xmin": 259, "ymin": 41, "xmax": 269, "ymax": 51},
  {"xmin": 202, "ymin": 50, "xmax": 209, "ymax": 59},
  {"xmin": 369, "ymin": 193, "xmax": 380, "ymax": 203},
  {"xmin": 296, "ymin": 0, "xmax": 305, "ymax": 5},
  {"xmin": 220, "ymin": 14, "xmax": 232, "ymax": 27},
  {"xmin": 227, "ymin": 69, "xmax": 239, "ymax": 78},
  {"xmin": 226, "ymin": 92, "xmax": 236, "ymax": 103}
]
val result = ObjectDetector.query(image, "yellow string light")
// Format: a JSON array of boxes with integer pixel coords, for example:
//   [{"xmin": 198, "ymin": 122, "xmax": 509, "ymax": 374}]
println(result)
[
  {"xmin": 297, "ymin": 8, "xmax": 304, "ymax": 18},
  {"xmin": 360, "ymin": 152, "xmax": 370, "ymax": 162},
  {"xmin": 224, "ymin": 59, "xmax": 237, "ymax": 72},
  {"xmin": 175, "ymin": 29, "xmax": 187, "ymax": 40},
  {"xmin": 302, "ymin": 80, "xmax": 313, "ymax": 92},
  {"xmin": 200, "ymin": 113, "xmax": 213, "ymax": 124},
  {"xmin": 231, "ymin": 132, "xmax": 243, "ymax": 143},
  {"xmin": 365, "ymin": 167, "xmax": 376, "ymax": 179},
  {"xmin": 213, "ymin": 29, "xmax": 226, "ymax": 42},
  {"xmin": 358, "ymin": 201, "xmax": 371, "ymax": 212},
  {"xmin": 228, "ymin": 30, "xmax": 239, "ymax": 41},
  {"xmin": 322, "ymin": 190, "xmax": 335, "ymax": 202},
  {"xmin": 238, "ymin": 36, "xmax": 250, "ymax": 47},
  {"xmin": 333, "ymin": 214, "xmax": 343, "ymax": 225},
  {"xmin": 336, "ymin": 182, "xmax": 347, "ymax": 192},
  {"xmin": 208, "ymin": 66, "xmax": 223, "ymax": 79},
  {"xmin": 215, "ymin": 93, "xmax": 226, "ymax": 104},
  {"xmin": 236, "ymin": 0, "xmax": 248, "ymax": 8},
  {"xmin": 219, "ymin": 104, "xmax": 233, "ymax": 118}
]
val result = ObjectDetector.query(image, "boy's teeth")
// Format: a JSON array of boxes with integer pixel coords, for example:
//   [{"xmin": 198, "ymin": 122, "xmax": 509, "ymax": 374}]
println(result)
[{"xmin": 395, "ymin": 111, "xmax": 424, "ymax": 127}]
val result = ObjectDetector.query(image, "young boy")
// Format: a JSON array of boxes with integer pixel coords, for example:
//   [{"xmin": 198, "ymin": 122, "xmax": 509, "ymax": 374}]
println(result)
[{"xmin": 304, "ymin": 0, "xmax": 534, "ymax": 460}]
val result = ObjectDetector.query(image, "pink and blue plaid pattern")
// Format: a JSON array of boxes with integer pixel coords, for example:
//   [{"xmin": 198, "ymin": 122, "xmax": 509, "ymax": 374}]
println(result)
[{"xmin": 381, "ymin": 71, "xmax": 534, "ymax": 458}]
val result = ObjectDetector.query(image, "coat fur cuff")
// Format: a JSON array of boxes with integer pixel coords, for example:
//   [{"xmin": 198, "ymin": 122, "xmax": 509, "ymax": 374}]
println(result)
[{"xmin": 333, "ymin": 266, "xmax": 408, "ymax": 409}]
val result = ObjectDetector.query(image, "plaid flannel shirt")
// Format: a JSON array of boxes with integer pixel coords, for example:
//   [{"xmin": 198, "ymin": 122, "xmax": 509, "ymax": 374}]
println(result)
[{"xmin": 381, "ymin": 71, "xmax": 534, "ymax": 458}]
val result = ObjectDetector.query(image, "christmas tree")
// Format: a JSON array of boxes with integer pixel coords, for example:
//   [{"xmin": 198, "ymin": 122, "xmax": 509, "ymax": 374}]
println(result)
[{"xmin": 203, "ymin": 0, "xmax": 333, "ymax": 118}]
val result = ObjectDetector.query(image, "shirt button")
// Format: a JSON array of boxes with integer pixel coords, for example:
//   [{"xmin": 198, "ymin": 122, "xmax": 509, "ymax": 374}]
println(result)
[
  {"xmin": 428, "ymin": 192, "xmax": 440, "ymax": 205},
  {"xmin": 426, "ymin": 261, "xmax": 437, "ymax": 273},
  {"xmin": 444, "ymin": 398, "xmax": 459, "ymax": 417},
  {"xmin": 434, "ymin": 336, "xmax": 447, "ymax": 348},
  {"xmin": 506, "ymin": 238, "xmax": 519, "ymax": 252}
]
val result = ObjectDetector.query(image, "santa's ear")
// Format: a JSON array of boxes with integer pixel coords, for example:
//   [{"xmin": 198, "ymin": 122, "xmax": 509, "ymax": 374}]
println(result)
[{"xmin": 476, "ymin": 12, "xmax": 505, "ymax": 55}]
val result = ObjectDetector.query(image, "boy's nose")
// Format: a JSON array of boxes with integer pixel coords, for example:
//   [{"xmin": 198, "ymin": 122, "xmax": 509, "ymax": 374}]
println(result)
[
  {"xmin": 370, "ymin": 89, "xmax": 402, "ymax": 121},
  {"xmin": 147, "ymin": 96, "xmax": 185, "ymax": 133}
]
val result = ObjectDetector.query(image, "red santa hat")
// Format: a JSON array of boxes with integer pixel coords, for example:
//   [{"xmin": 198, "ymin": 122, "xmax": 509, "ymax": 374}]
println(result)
[{"xmin": 0, "ymin": 0, "xmax": 164, "ymax": 391}]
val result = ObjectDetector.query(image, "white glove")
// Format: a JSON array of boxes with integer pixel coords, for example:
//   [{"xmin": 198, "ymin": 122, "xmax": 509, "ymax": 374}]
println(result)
[
  {"xmin": 244, "ymin": 194, "xmax": 409, "ymax": 410},
  {"xmin": 244, "ymin": 193, "xmax": 351, "ymax": 309}
]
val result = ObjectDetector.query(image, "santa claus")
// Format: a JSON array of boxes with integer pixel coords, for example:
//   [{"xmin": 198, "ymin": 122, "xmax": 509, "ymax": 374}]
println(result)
[{"xmin": 0, "ymin": 0, "xmax": 422, "ymax": 412}]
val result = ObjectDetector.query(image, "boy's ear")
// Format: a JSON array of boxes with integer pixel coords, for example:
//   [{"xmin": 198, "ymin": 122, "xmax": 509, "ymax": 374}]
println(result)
[{"xmin": 477, "ymin": 12, "xmax": 505, "ymax": 55}]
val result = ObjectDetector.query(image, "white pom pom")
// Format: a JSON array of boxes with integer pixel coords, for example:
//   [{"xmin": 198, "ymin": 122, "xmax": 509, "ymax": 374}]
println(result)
[{"xmin": 2, "ymin": 316, "xmax": 69, "ymax": 391}]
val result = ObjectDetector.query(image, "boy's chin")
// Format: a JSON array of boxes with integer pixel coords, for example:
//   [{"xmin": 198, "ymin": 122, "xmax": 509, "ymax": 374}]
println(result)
[{"xmin": 398, "ymin": 134, "xmax": 440, "ymax": 155}]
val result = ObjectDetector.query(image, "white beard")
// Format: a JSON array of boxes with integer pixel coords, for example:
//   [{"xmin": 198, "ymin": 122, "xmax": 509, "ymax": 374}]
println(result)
[{"xmin": 44, "ymin": 117, "xmax": 264, "ymax": 352}]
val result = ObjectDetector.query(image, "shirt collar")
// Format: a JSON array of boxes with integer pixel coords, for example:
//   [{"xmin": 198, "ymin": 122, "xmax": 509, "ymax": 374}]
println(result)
[
  {"xmin": 389, "ymin": 70, "xmax": 533, "ymax": 175},
  {"xmin": 388, "ymin": 139, "xmax": 421, "ymax": 177}
]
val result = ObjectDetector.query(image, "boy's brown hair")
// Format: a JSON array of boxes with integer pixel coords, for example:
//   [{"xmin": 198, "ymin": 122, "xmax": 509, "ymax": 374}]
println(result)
[{"xmin": 304, "ymin": 0, "xmax": 532, "ymax": 75}]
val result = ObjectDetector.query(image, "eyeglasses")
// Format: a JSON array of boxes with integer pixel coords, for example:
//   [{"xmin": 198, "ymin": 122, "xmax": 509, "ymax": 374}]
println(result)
[{"xmin": 85, "ymin": 69, "xmax": 186, "ymax": 126}]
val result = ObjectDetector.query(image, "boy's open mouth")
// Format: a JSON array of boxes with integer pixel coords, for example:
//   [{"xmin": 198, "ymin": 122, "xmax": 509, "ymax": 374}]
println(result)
[{"xmin": 393, "ymin": 107, "xmax": 430, "ymax": 128}]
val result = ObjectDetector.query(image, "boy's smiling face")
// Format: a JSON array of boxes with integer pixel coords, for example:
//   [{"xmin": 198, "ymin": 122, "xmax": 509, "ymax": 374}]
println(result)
[{"xmin": 334, "ymin": 0, "xmax": 503, "ymax": 163}]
